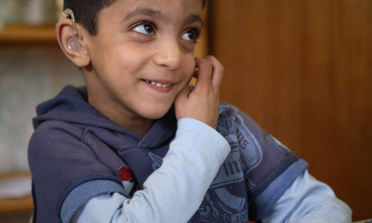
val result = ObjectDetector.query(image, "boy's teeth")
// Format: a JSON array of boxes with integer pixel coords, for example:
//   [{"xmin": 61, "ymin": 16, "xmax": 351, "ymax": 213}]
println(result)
[{"xmin": 146, "ymin": 80, "xmax": 171, "ymax": 88}]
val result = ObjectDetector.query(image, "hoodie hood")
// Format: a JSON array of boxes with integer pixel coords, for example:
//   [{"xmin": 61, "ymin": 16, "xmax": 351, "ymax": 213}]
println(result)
[{"xmin": 33, "ymin": 85, "xmax": 178, "ymax": 149}]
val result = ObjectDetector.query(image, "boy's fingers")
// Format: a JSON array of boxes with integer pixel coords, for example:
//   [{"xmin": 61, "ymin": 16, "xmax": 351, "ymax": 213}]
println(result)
[
  {"xmin": 174, "ymin": 85, "xmax": 193, "ymax": 120},
  {"xmin": 194, "ymin": 57, "xmax": 213, "ymax": 89},
  {"xmin": 203, "ymin": 56, "xmax": 224, "ymax": 93},
  {"xmin": 175, "ymin": 84, "xmax": 192, "ymax": 102}
]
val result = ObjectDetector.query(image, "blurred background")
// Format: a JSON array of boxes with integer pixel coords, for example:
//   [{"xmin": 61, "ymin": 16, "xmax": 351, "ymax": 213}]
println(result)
[
  {"xmin": 0, "ymin": 0, "xmax": 84, "ymax": 221},
  {"xmin": 209, "ymin": 0, "xmax": 372, "ymax": 221},
  {"xmin": 0, "ymin": 0, "xmax": 371, "ymax": 222},
  {"xmin": 0, "ymin": 0, "xmax": 84, "ymax": 172}
]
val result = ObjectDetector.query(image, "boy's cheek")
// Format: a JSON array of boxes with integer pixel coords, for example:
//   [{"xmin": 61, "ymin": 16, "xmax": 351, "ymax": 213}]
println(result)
[
  {"xmin": 185, "ymin": 56, "xmax": 196, "ymax": 74},
  {"xmin": 184, "ymin": 61, "xmax": 196, "ymax": 82}
]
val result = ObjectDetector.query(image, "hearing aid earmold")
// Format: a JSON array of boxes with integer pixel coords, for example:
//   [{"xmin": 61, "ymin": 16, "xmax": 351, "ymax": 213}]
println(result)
[{"xmin": 64, "ymin": 8, "xmax": 87, "ymax": 54}]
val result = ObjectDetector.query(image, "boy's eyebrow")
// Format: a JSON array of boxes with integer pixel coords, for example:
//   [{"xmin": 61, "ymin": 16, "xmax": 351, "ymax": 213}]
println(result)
[
  {"xmin": 125, "ymin": 7, "xmax": 163, "ymax": 21},
  {"xmin": 184, "ymin": 14, "xmax": 204, "ymax": 28},
  {"xmin": 125, "ymin": 7, "xmax": 203, "ymax": 27}
]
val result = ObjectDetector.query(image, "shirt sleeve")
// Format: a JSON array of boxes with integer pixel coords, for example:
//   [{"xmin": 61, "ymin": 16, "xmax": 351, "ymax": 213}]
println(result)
[
  {"xmin": 218, "ymin": 103, "xmax": 351, "ymax": 221},
  {"xmin": 66, "ymin": 118, "xmax": 231, "ymax": 223},
  {"xmin": 259, "ymin": 169, "xmax": 352, "ymax": 222},
  {"xmin": 28, "ymin": 120, "xmax": 126, "ymax": 223},
  {"xmin": 225, "ymin": 106, "xmax": 309, "ymax": 220}
]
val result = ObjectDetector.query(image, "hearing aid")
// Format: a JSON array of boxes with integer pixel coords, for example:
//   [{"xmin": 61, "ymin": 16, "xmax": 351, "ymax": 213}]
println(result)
[{"xmin": 63, "ymin": 8, "xmax": 87, "ymax": 54}]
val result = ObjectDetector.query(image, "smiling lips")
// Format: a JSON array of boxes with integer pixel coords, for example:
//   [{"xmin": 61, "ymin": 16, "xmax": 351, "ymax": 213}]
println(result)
[{"xmin": 144, "ymin": 80, "xmax": 173, "ymax": 88}]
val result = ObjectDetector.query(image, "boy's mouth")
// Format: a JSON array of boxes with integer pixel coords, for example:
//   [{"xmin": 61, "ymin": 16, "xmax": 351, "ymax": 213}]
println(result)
[{"xmin": 144, "ymin": 80, "xmax": 173, "ymax": 88}]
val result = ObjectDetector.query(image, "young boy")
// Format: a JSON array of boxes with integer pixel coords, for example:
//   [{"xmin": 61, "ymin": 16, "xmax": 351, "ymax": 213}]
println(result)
[{"xmin": 28, "ymin": 0, "xmax": 352, "ymax": 222}]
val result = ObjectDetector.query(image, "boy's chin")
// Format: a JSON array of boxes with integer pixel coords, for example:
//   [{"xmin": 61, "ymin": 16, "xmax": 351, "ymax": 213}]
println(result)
[{"xmin": 137, "ymin": 106, "xmax": 173, "ymax": 120}]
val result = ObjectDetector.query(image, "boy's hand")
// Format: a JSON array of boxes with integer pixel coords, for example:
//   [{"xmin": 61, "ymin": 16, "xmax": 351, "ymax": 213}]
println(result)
[{"xmin": 174, "ymin": 56, "xmax": 224, "ymax": 129}]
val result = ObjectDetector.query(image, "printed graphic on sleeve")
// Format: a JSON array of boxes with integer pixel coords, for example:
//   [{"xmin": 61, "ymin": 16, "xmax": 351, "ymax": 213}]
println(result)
[
  {"xmin": 188, "ymin": 104, "xmax": 272, "ymax": 222},
  {"xmin": 189, "ymin": 183, "xmax": 248, "ymax": 223},
  {"xmin": 218, "ymin": 104, "xmax": 263, "ymax": 188},
  {"xmin": 190, "ymin": 138, "xmax": 249, "ymax": 222}
]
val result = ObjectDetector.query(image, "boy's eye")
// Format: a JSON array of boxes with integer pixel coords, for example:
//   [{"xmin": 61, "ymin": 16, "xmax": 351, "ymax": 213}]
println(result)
[
  {"xmin": 181, "ymin": 29, "xmax": 200, "ymax": 42},
  {"xmin": 132, "ymin": 23, "xmax": 155, "ymax": 34}
]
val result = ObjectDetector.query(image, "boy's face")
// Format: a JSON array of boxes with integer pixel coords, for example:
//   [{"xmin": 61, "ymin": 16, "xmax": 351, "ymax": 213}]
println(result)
[{"xmin": 83, "ymin": 0, "xmax": 203, "ymax": 120}]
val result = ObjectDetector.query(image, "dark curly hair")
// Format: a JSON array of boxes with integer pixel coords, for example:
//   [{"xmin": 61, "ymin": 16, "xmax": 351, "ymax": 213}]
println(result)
[{"xmin": 64, "ymin": 0, "xmax": 207, "ymax": 36}]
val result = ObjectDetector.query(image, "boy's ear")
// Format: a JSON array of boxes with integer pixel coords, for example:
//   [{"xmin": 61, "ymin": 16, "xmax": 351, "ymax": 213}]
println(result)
[{"xmin": 56, "ymin": 18, "xmax": 91, "ymax": 67}]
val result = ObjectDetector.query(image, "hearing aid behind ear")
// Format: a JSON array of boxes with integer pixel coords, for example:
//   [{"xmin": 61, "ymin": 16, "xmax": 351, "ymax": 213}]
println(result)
[{"xmin": 64, "ymin": 9, "xmax": 87, "ymax": 54}]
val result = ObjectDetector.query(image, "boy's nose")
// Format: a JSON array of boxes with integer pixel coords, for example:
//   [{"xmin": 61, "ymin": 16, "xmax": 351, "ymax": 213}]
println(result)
[{"xmin": 153, "ymin": 40, "xmax": 184, "ymax": 70}]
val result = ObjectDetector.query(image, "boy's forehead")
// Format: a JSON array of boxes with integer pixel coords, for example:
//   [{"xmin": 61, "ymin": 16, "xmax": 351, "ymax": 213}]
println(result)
[
  {"xmin": 106, "ymin": 0, "xmax": 203, "ymax": 19},
  {"xmin": 122, "ymin": 0, "xmax": 203, "ymax": 7}
]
